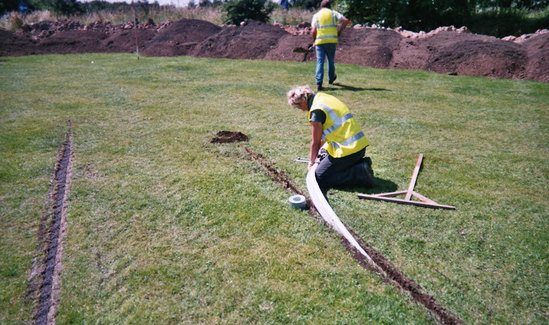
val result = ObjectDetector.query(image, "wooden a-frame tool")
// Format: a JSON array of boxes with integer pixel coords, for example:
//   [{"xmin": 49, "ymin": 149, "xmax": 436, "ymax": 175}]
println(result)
[{"xmin": 357, "ymin": 154, "xmax": 456, "ymax": 210}]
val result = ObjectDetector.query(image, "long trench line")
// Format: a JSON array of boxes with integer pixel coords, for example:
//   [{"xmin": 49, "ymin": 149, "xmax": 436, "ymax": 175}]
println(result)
[
  {"xmin": 243, "ymin": 146, "xmax": 463, "ymax": 325},
  {"xmin": 29, "ymin": 121, "xmax": 74, "ymax": 325}
]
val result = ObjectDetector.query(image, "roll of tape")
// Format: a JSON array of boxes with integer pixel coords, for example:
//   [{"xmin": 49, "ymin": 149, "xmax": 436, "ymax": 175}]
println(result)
[{"xmin": 289, "ymin": 194, "xmax": 307, "ymax": 209}]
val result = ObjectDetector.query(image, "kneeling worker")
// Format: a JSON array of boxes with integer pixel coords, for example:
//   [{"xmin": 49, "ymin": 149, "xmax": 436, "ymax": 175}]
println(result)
[{"xmin": 287, "ymin": 85, "xmax": 374, "ymax": 195}]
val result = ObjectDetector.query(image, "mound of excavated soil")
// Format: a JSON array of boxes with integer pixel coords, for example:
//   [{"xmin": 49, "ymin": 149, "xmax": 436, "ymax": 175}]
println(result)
[
  {"xmin": 142, "ymin": 19, "xmax": 221, "ymax": 56},
  {"xmin": 522, "ymin": 33, "xmax": 549, "ymax": 83},
  {"xmin": 0, "ymin": 29, "xmax": 35, "ymax": 55},
  {"xmin": 339, "ymin": 28, "xmax": 404, "ymax": 68},
  {"xmin": 102, "ymin": 29, "xmax": 156, "ymax": 53},
  {"xmin": 38, "ymin": 30, "xmax": 109, "ymax": 54},
  {"xmin": 0, "ymin": 18, "xmax": 547, "ymax": 82},
  {"xmin": 395, "ymin": 31, "xmax": 528, "ymax": 79},
  {"xmin": 211, "ymin": 130, "xmax": 249, "ymax": 143},
  {"xmin": 264, "ymin": 33, "xmax": 313, "ymax": 62},
  {"xmin": 192, "ymin": 20, "xmax": 287, "ymax": 59}
]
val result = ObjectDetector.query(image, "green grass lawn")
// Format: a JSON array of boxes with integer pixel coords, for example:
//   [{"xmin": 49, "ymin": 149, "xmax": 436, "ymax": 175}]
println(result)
[{"xmin": 1, "ymin": 54, "xmax": 547, "ymax": 324}]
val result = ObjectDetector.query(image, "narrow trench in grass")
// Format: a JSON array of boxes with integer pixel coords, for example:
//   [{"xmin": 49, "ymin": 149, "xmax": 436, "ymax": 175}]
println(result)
[
  {"xmin": 240, "ymin": 144, "xmax": 463, "ymax": 325},
  {"xmin": 28, "ymin": 121, "xmax": 74, "ymax": 325}
]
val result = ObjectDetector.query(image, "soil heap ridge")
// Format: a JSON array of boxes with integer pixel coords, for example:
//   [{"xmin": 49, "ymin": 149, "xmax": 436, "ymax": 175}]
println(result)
[{"xmin": 0, "ymin": 18, "xmax": 547, "ymax": 82}]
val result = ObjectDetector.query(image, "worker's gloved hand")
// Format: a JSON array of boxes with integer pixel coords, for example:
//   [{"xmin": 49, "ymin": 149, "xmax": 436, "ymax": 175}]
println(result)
[{"xmin": 307, "ymin": 44, "xmax": 314, "ymax": 51}]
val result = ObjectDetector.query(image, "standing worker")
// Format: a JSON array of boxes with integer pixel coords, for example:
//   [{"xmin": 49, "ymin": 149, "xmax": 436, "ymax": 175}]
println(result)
[
  {"xmin": 287, "ymin": 85, "xmax": 374, "ymax": 196},
  {"xmin": 311, "ymin": 0, "xmax": 351, "ymax": 91}
]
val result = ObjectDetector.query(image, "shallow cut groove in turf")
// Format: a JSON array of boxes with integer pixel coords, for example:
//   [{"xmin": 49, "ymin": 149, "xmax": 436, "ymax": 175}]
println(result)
[
  {"xmin": 244, "ymin": 146, "xmax": 313, "ymax": 212},
  {"xmin": 28, "ymin": 121, "xmax": 74, "ymax": 325},
  {"xmin": 347, "ymin": 229, "xmax": 463, "ymax": 325},
  {"xmin": 243, "ymin": 145, "xmax": 463, "ymax": 324}
]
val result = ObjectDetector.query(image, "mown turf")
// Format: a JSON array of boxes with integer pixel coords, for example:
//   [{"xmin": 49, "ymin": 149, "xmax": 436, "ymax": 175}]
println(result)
[{"xmin": 0, "ymin": 54, "xmax": 547, "ymax": 324}]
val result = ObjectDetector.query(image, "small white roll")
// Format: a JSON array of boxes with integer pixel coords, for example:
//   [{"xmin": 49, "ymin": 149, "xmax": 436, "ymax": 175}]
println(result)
[{"xmin": 289, "ymin": 194, "xmax": 307, "ymax": 209}]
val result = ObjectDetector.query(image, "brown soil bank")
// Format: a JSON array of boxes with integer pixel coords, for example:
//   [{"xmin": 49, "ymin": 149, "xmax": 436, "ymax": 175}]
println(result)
[{"xmin": 1, "ymin": 18, "xmax": 547, "ymax": 82}]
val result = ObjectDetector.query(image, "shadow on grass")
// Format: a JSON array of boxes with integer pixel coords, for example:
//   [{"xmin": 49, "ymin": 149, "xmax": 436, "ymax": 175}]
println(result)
[
  {"xmin": 336, "ymin": 177, "xmax": 398, "ymax": 195},
  {"xmin": 323, "ymin": 83, "xmax": 391, "ymax": 92},
  {"xmin": 366, "ymin": 177, "xmax": 399, "ymax": 194}
]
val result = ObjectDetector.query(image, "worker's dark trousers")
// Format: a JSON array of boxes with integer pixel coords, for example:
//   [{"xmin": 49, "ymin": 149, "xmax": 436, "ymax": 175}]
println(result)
[{"xmin": 315, "ymin": 148, "xmax": 374, "ymax": 195}]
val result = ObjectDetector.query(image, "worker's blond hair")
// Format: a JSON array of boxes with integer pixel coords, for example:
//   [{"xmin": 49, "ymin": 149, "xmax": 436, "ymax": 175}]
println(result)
[{"xmin": 287, "ymin": 85, "xmax": 314, "ymax": 107}]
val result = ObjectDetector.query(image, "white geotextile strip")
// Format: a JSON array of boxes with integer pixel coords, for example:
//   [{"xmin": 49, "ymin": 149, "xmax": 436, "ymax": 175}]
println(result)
[{"xmin": 306, "ymin": 164, "xmax": 373, "ymax": 264}]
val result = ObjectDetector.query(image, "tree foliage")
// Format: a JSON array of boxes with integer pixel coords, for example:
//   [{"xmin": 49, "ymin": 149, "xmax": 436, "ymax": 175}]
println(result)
[
  {"xmin": 291, "ymin": 0, "xmax": 321, "ymax": 10},
  {"xmin": 1, "ymin": 0, "xmax": 20, "ymax": 15},
  {"xmin": 25, "ymin": 0, "xmax": 83, "ymax": 15},
  {"xmin": 198, "ymin": 0, "xmax": 224, "ymax": 7},
  {"xmin": 334, "ymin": 0, "xmax": 548, "ymax": 35},
  {"xmin": 223, "ymin": 0, "xmax": 276, "ymax": 24}
]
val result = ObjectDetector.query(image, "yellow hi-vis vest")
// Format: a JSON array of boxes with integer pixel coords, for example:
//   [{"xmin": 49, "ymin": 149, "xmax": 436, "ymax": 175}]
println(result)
[
  {"xmin": 314, "ymin": 8, "xmax": 338, "ymax": 45},
  {"xmin": 309, "ymin": 93, "xmax": 369, "ymax": 158}
]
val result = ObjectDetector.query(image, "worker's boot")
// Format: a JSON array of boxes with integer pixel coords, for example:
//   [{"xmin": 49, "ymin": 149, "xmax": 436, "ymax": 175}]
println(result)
[
  {"xmin": 342, "ymin": 159, "xmax": 375, "ymax": 188},
  {"xmin": 363, "ymin": 156, "xmax": 374, "ymax": 177},
  {"xmin": 362, "ymin": 158, "xmax": 375, "ymax": 187}
]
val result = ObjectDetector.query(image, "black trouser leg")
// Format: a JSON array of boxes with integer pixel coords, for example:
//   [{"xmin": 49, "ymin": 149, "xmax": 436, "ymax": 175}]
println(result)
[{"xmin": 315, "ymin": 148, "xmax": 370, "ymax": 194}]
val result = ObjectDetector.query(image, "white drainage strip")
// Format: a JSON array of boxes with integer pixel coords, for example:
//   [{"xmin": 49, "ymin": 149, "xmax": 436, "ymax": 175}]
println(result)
[{"xmin": 306, "ymin": 164, "xmax": 374, "ymax": 265}]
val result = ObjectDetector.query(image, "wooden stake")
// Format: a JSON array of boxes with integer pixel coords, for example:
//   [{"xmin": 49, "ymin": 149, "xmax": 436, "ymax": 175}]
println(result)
[
  {"xmin": 405, "ymin": 153, "xmax": 423, "ymax": 201},
  {"xmin": 358, "ymin": 154, "xmax": 456, "ymax": 210}
]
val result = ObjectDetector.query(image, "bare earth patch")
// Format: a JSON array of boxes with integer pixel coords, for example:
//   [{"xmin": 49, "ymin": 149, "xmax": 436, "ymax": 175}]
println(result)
[{"xmin": 210, "ymin": 130, "xmax": 249, "ymax": 143}]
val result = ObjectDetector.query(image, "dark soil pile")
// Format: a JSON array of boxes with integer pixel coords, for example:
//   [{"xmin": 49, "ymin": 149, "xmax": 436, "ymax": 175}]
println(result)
[
  {"xmin": 339, "ymin": 28, "xmax": 404, "ymax": 68},
  {"xmin": 0, "ymin": 29, "xmax": 35, "ymax": 55},
  {"xmin": 102, "ymin": 29, "xmax": 157, "ymax": 53},
  {"xmin": 522, "ymin": 33, "xmax": 549, "ymax": 83},
  {"xmin": 211, "ymin": 130, "xmax": 249, "ymax": 143},
  {"xmin": 392, "ymin": 31, "xmax": 528, "ymax": 79},
  {"xmin": 1, "ymin": 18, "xmax": 547, "ymax": 82},
  {"xmin": 264, "ymin": 33, "xmax": 313, "ymax": 62},
  {"xmin": 38, "ymin": 30, "xmax": 109, "ymax": 54},
  {"xmin": 192, "ymin": 20, "xmax": 287, "ymax": 59},
  {"xmin": 142, "ymin": 19, "xmax": 221, "ymax": 56}
]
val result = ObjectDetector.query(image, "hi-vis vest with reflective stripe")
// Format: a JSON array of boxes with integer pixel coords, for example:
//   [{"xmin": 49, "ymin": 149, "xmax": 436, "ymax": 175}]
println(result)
[
  {"xmin": 314, "ymin": 8, "xmax": 338, "ymax": 45},
  {"xmin": 309, "ymin": 93, "xmax": 368, "ymax": 158}
]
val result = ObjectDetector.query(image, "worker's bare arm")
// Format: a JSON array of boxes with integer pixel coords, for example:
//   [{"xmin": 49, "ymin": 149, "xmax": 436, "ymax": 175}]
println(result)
[
  {"xmin": 338, "ymin": 17, "xmax": 351, "ymax": 35},
  {"xmin": 309, "ymin": 121, "xmax": 323, "ymax": 168}
]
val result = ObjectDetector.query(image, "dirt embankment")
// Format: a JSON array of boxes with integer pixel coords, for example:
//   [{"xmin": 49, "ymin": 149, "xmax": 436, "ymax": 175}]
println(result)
[{"xmin": 1, "ymin": 18, "xmax": 547, "ymax": 82}]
